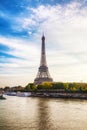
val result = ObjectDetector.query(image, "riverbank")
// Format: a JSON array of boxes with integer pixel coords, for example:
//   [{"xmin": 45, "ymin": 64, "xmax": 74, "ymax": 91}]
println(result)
[
  {"xmin": 4, "ymin": 90, "xmax": 87, "ymax": 99},
  {"xmin": 30, "ymin": 91, "xmax": 87, "ymax": 99}
]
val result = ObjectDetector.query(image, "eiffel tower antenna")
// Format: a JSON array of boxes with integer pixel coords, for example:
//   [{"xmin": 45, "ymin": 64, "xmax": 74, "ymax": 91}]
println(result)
[{"xmin": 34, "ymin": 35, "xmax": 53, "ymax": 85}]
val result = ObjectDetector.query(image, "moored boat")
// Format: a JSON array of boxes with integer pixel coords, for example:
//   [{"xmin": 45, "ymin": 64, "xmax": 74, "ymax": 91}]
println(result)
[
  {"xmin": 6, "ymin": 92, "xmax": 17, "ymax": 96},
  {"xmin": 0, "ymin": 93, "xmax": 6, "ymax": 100},
  {"xmin": 17, "ymin": 92, "xmax": 31, "ymax": 97}
]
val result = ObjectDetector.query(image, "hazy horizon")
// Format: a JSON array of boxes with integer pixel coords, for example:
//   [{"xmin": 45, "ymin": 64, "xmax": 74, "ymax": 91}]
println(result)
[{"xmin": 0, "ymin": 0, "xmax": 87, "ymax": 87}]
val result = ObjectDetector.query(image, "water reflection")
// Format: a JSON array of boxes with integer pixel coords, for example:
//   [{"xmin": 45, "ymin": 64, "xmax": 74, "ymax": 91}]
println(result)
[
  {"xmin": 37, "ymin": 98, "xmax": 53, "ymax": 130},
  {"xmin": 0, "ymin": 96, "xmax": 87, "ymax": 130},
  {"xmin": 36, "ymin": 98, "xmax": 87, "ymax": 130}
]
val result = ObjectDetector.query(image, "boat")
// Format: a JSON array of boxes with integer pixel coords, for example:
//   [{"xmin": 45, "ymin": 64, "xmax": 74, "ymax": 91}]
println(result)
[
  {"xmin": 0, "ymin": 93, "xmax": 6, "ymax": 100},
  {"xmin": 17, "ymin": 92, "xmax": 31, "ymax": 97},
  {"xmin": 6, "ymin": 92, "xmax": 17, "ymax": 96}
]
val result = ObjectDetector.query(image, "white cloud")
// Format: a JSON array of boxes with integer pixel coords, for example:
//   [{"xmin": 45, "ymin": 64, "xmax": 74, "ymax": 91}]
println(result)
[
  {"xmin": 0, "ymin": 36, "xmax": 40, "ymax": 83},
  {"xmin": 0, "ymin": 36, "xmax": 40, "ymax": 59},
  {"xmin": 1, "ymin": 1, "xmax": 87, "ymax": 87}
]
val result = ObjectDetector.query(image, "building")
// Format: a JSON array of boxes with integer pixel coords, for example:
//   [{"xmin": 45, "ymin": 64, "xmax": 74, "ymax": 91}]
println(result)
[{"xmin": 34, "ymin": 35, "xmax": 53, "ymax": 85}]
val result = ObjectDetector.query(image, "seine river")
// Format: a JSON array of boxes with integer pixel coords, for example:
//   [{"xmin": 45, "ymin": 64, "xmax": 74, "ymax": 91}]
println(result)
[{"xmin": 0, "ymin": 96, "xmax": 87, "ymax": 130}]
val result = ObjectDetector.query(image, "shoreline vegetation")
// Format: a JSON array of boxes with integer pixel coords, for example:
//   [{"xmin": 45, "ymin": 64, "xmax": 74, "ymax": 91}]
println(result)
[{"xmin": 1, "ymin": 82, "xmax": 87, "ymax": 99}]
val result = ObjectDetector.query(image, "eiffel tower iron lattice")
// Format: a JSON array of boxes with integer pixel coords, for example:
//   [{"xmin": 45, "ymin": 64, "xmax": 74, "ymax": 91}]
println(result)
[{"xmin": 34, "ymin": 35, "xmax": 53, "ymax": 85}]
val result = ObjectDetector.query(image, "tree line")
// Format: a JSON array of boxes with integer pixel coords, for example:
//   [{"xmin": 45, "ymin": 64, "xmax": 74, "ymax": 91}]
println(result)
[{"xmin": 2, "ymin": 82, "xmax": 87, "ymax": 92}]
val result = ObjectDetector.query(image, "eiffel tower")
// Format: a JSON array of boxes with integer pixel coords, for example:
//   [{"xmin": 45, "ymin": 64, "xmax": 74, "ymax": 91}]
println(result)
[{"xmin": 34, "ymin": 35, "xmax": 53, "ymax": 85}]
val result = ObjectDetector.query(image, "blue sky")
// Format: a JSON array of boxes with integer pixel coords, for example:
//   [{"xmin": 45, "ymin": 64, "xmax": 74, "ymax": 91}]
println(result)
[{"xmin": 0, "ymin": 0, "xmax": 87, "ymax": 87}]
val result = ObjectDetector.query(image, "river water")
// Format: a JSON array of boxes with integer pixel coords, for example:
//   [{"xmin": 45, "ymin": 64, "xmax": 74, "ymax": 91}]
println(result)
[{"xmin": 0, "ymin": 96, "xmax": 87, "ymax": 130}]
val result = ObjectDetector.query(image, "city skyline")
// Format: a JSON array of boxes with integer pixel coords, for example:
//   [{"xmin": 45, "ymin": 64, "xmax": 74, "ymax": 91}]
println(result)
[{"xmin": 0, "ymin": 0, "xmax": 87, "ymax": 87}]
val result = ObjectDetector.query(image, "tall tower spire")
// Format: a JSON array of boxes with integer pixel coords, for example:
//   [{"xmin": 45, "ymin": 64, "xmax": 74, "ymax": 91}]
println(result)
[
  {"xmin": 34, "ymin": 35, "xmax": 53, "ymax": 85},
  {"xmin": 40, "ymin": 34, "xmax": 47, "ymax": 66}
]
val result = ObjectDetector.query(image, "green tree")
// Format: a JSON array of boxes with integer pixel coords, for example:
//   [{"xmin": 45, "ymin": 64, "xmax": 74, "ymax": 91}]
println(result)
[
  {"xmin": 25, "ymin": 84, "xmax": 31, "ymax": 91},
  {"xmin": 25, "ymin": 83, "xmax": 37, "ymax": 91},
  {"xmin": 42, "ymin": 82, "xmax": 53, "ymax": 89},
  {"xmin": 52, "ymin": 82, "xmax": 64, "ymax": 89},
  {"xmin": 63, "ymin": 83, "xmax": 69, "ymax": 90}
]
